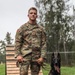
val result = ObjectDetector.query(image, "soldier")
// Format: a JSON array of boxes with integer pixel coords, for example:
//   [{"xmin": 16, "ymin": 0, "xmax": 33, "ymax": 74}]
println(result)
[{"xmin": 14, "ymin": 7, "xmax": 46, "ymax": 75}]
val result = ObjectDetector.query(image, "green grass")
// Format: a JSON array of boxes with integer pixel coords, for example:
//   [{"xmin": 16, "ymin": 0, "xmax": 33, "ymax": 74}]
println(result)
[
  {"xmin": 0, "ymin": 64, "xmax": 5, "ymax": 75},
  {"xmin": 42, "ymin": 64, "xmax": 75, "ymax": 75},
  {"xmin": 61, "ymin": 66, "xmax": 75, "ymax": 75},
  {"xmin": 0, "ymin": 64, "xmax": 75, "ymax": 75}
]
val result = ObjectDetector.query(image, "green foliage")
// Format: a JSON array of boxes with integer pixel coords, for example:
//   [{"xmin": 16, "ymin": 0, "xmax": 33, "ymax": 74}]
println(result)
[
  {"xmin": 0, "ymin": 32, "xmax": 13, "ymax": 63},
  {"xmin": 0, "ymin": 40, "xmax": 6, "ymax": 63},
  {"xmin": 35, "ymin": 0, "xmax": 72, "ymax": 51},
  {"xmin": 5, "ymin": 32, "xmax": 13, "ymax": 44},
  {"xmin": 35, "ymin": 0, "xmax": 75, "ymax": 65}
]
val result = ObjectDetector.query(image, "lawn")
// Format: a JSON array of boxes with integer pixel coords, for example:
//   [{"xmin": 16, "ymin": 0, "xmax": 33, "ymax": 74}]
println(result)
[
  {"xmin": 61, "ymin": 66, "xmax": 75, "ymax": 75},
  {"xmin": 42, "ymin": 64, "xmax": 75, "ymax": 75},
  {"xmin": 0, "ymin": 64, "xmax": 5, "ymax": 75},
  {"xmin": 0, "ymin": 64, "xmax": 75, "ymax": 75}
]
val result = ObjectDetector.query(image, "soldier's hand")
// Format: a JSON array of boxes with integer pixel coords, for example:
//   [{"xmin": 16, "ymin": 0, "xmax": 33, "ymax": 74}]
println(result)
[
  {"xmin": 16, "ymin": 55, "xmax": 23, "ymax": 62},
  {"xmin": 37, "ymin": 57, "xmax": 43, "ymax": 64}
]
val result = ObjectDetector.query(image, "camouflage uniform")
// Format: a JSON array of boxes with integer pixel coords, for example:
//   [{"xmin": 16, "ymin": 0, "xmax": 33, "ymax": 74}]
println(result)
[{"xmin": 15, "ymin": 22, "xmax": 46, "ymax": 75}]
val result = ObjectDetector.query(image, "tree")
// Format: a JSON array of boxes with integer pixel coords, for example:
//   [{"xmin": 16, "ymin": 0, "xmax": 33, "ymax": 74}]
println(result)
[
  {"xmin": 5, "ymin": 32, "xmax": 13, "ymax": 44},
  {"xmin": 0, "ymin": 32, "xmax": 14, "ymax": 63},
  {"xmin": 0, "ymin": 40, "xmax": 6, "ymax": 63},
  {"xmin": 35, "ymin": 0, "xmax": 73, "ymax": 65}
]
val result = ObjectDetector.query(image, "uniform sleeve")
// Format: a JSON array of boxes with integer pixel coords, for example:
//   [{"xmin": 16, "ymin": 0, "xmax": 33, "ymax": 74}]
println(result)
[
  {"xmin": 41, "ymin": 29, "xmax": 47, "ymax": 59},
  {"xmin": 14, "ymin": 27, "xmax": 23, "ymax": 58}
]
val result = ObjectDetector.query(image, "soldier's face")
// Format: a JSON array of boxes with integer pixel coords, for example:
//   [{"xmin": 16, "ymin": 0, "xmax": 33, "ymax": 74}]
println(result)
[{"xmin": 28, "ymin": 9, "xmax": 37, "ymax": 21}]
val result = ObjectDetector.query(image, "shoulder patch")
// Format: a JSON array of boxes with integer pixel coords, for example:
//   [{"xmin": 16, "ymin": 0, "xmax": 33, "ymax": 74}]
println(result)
[{"xmin": 17, "ymin": 29, "xmax": 20, "ymax": 32}]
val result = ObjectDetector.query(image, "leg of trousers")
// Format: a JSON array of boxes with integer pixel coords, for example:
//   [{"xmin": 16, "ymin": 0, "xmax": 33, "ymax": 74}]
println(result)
[
  {"xmin": 30, "ymin": 62, "xmax": 40, "ymax": 75},
  {"xmin": 20, "ymin": 61, "xmax": 29, "ymax": 75},
  {"xmin": 20, "ymin": 61, "xmax": 40, "ymax": 75}
]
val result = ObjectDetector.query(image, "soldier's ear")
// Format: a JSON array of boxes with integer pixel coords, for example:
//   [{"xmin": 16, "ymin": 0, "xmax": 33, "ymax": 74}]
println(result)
[
  {"xmin": 27, "ymin": 14, "xmax": 29, "ymax": 17},
  {"xmin": 36, "ymin": 15, "xmax": 38, "ymax": 18}
]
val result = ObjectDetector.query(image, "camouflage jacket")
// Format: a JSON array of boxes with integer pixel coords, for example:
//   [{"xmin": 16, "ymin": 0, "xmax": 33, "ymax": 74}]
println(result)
[{"xmin": 14, "ymin": 22, "xmax": 46, "ymax": 59}]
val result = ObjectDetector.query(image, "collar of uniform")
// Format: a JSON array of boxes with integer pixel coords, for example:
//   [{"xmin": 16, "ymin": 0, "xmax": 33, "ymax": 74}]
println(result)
[{"xmin": 27, "ymin": 21, "xmax": 37, "ymax": 26}]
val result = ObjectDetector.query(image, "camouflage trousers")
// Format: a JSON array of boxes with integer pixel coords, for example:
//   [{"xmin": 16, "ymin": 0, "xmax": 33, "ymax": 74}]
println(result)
[
  {"xmin": 20, "ymin": 60, "xmax": 40, "ymax": 75},
  {"xmin": 19, "ymin": 49, "xmax": 41, "ymax": 75},
  {"xmin": 18, "ymin": 53, "xmax": 41, "ymax": 75}
]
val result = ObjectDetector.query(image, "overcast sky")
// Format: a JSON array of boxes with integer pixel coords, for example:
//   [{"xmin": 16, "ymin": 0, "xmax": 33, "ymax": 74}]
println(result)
[
  {"xmin": 0, "ymin": 0, "xmax": 35, "ymax": 42},
  {"xmin": 0, "ymin": 0, "xmax": 75, "ymax": 43}
]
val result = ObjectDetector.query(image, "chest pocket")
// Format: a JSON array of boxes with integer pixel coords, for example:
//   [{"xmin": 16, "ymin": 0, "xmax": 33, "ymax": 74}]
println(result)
[
  {"xmin": 31, "ymin": 29, "xmax": 42, "ymax": 48},
  {"xmin": 32, "ymin": 29, "xmax": 41, "ymax": 38}
]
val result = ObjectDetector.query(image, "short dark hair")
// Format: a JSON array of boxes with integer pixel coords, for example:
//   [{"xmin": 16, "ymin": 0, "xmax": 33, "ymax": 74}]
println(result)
[{"xmin": 28, "ymin": 7, "xmax": 37, "ymax": 13}]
